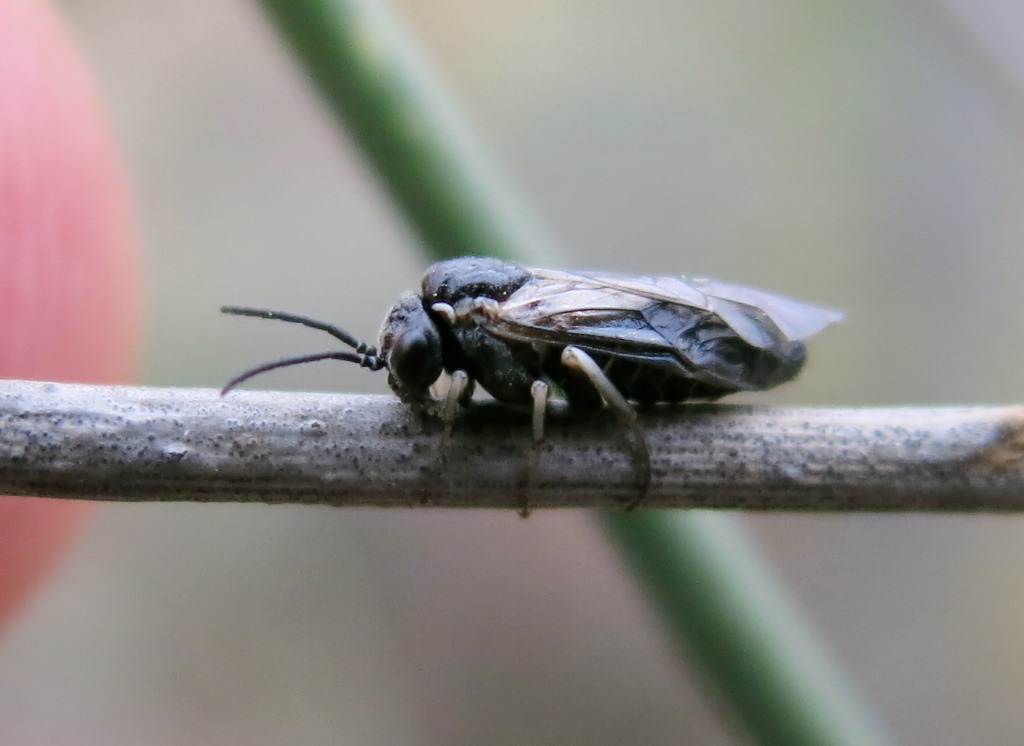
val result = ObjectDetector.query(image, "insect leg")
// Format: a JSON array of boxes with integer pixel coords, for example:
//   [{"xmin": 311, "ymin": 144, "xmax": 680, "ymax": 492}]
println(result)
[
  {"xmin": 427, "ymin": 370, "xmax": 472, "ymax": 506},
  {"xmin": 531, "ymin": 380, "xmax": 549, "ymax": 445},
  {"xmin": 458, "ymin": 376, "xmax": 476, "ymax": 407},
  {"xmin": 519, "ymin": 380, "xmax": 550, "ymax": 518},
  {"xmin": 442, "ymin": 370, "xmax": 471, "ymax": 429},
  {"xmin": 560, "ymin": 346, "xmax": 651, "ymax": 509}
]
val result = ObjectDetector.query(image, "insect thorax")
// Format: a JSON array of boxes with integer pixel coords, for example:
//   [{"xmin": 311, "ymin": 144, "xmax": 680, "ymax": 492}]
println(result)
[{"xmin": 421, "ymin": 256, "xmax": 531, "ymax": 306}]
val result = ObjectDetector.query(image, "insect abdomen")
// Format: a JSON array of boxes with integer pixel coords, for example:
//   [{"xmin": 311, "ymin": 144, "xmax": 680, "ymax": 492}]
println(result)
[
  {"xmin": 533, "ymin": 344, "xmax": 735, "ymax": 409},
  {"xmin": 599, "ymin": 355, "xmax": 736, "ymax": 404}
]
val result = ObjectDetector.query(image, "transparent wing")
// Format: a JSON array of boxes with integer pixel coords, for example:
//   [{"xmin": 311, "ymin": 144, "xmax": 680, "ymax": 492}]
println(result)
[
  {"xmin": 687, "ymin": 277, "xmax": 844, "ymax": 344},
  {"xmin": 526, "ymin": 268, "xmax": 710, "ymax": 310},
  {"xmin": 506, "ymin": 269, "xmax": 842, "ymax": 350},
  {"xmin": 496, "ymin": 272, "xmax": 682, "ymax": 353}
]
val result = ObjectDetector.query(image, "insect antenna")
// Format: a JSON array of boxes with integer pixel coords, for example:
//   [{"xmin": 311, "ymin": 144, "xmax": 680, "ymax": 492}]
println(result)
[
  {"xmin": 220, "ymin": 350, "xmax": 386, "ymax": 396},
  {"xmin": 220, "ymin": 306, "xmax": 376, "ymax": 355}
]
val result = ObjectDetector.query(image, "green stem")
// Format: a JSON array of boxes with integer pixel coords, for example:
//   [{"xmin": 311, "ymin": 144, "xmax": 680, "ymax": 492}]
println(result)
[
  {"xmin": 257, "ymin": 1, "xmax": 892, "ymax": 743},
  {"xmin": 256, "ymin": 0, "xmax": 548, "ymax": 263},
  {"xmin": 604, "ymin": 511, "xmax": 889, "ymax": 745}
]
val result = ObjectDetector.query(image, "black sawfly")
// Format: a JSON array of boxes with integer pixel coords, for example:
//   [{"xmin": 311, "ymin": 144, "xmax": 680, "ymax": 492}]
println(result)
[{"xmin": 221, "ymin": 256, "xmax": 842, "ymax": 511}]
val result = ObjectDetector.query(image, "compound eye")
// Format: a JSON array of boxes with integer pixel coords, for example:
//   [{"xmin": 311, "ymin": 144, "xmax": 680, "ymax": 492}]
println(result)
[{"xmin": 389, "ymin": 329, "xmax": 442, "ymax": 391}]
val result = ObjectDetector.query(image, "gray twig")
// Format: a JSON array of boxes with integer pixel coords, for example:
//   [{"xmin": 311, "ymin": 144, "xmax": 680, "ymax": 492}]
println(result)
[{"xmin": 1, "ymin": 378, "xmax": 1022, "ymax": 510}]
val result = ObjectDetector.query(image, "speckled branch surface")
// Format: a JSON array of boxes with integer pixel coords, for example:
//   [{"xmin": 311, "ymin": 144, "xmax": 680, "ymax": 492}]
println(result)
[{"xmin": 2, "ymin": 379, "xmax": 1022, "ymax": 509}]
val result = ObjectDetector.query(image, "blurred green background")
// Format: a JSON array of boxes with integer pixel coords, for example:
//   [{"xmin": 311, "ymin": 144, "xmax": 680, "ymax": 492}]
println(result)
[{"xmin": 3, "ymin": 0, "xmax": 1024, "ymax": 743}]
